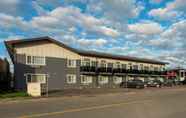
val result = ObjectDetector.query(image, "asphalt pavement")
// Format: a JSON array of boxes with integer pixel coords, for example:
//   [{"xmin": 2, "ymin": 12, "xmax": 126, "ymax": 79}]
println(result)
[{"xmin": 1, "ymin": 87, "xmax": 186, "ymax": 118}]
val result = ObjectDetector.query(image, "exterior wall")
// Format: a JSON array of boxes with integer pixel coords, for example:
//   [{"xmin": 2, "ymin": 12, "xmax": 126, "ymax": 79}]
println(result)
[
  {"xmin": 12, "ymin": 41, "xmax": 166, "ymax": 91},
  {"xmin": 14, "ymin": 41, "xmax": 165, "ymax": 71},
  {"xmin": 15, "ymin": 40, "xmax": 80, "ymax": 59},
  {"xmin": 14, "ymin": 54, "xmax": 73, "ymax": 91},
  {"xmin": 81, "ymin": 56, "xmax": 164, "ymax": 70}
]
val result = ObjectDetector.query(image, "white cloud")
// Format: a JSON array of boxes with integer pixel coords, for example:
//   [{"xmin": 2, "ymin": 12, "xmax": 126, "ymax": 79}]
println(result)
[
  {"xmin": 102, "ymin": 0, "xmax": 144, "ymax": 22},
  {"xmin": 0, "ymin": 0, "xmax": 20, "ymax": 14},
  {"xmin": 0, "ymin": 13, "xmax": 29, "ymax": 30},
  {"xmin": 128, "ymin": 20, "xmax": 163, "ymax": 35},
  {"xmin": 149, "ymin": 0, "xmax": 186, "ymax": 21},
  {"xmin": 77, "ymin": 38, "xmax": 107, "ymax": 48},
  {"xmin": 32, "ymin": 1, "xmax": 48, "ymax": 15},
  {"xmin": 166, "ymin": 0, "xmax": 186, "ymax": 11},
  {"xmin": 31, "ymin": 6, "xmax": 119, "ymax": 37},
  {"xmin": 148, "ymin": 8, "xmax": 181, "ymax": 21}
]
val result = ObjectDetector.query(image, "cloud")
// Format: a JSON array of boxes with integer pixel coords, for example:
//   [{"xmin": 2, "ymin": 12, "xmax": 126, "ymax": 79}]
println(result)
[
  {"xmin": 30, "ymin": 6, "xmax": 119, "ymax": 37},
  {"xmin": 0, "ymin": 0, "xmax": 20, "ymax": 14},
  {"xmin": 148, "ymin": 8, "xmax": 182, "ymax": 21},
  {"xmin": 32, "ymin": 1, "xmax": 48, "ymax": 16},
  {"xmin": 149, "ymin": 0, "xmax": 186, "ymax": 21},
  {"xmin": 67, "ymin": 0, "xmax": 144, "ymax": 23},
  {"xmin": 77, "ymin": 38, "xmax": 107, "ymax": 48},
  {"xmin": 166, "ymin": 0, "xmax": 186, "ymax": 12},
  {"xmin": 102, "ymin": 0, "xmax": 144, "ymax": 22},
  {"xmin": 128, "ymin": 20, "xmax": 163, "ymax": 35},
  {"xmin": 0, "ymin": 13, "xmax": 29, "ymax": 30}
]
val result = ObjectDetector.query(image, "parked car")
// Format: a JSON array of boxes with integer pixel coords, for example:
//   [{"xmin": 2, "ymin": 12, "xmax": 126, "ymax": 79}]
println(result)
[
  {"xmin": 173, "ymin": 79, "xmax": 182, "ymax": 85},
  {"xmin": 182, "ymin": 79, "xmax": 186, "ymax": 85},
  {"xmin": 120, "ymin": 79, "xmax": 145, "ymax": 89},
  {"xmin": 146, "ymin": 80, "xmax": 162, "ymax": 88},
  {"xmin": 163, "ymin": 79, "xmax": 174, "ymax": 87}
]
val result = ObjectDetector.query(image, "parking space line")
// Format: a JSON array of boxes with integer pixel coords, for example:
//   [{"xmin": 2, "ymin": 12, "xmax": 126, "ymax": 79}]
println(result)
[{"xmin": 19, "ymin": 99, "xmax": 152, "ymax": 118}]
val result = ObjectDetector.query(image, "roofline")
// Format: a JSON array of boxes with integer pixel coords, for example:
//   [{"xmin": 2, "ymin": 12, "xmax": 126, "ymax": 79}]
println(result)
[{"xmin": 5, "ymin": 36, "xmax": 169, "ymax": 65}]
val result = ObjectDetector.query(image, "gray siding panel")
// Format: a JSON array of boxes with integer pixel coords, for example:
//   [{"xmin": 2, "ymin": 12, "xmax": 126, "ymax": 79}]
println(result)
[
  {"xmin": 14, "ymin": 54, "xmax": 67, "ymax": 91},
  {"xmin": 14, "ymin": 54, "xmax": 160, "ymax": 91}
]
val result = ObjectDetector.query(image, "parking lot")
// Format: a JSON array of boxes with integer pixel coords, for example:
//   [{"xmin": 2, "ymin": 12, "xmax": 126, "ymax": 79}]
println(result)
[{"xmin": 0, "ymin": 86, "xmax": 186, "ymax": 118}]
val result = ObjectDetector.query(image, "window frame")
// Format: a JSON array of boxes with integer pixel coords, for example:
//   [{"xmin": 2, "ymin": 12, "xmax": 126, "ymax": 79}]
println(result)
[
  {"xmin": 80, "ymin": 75, "xmax": 92, "ymax": 84},
  {"xmin": 66, "ymin": 74, "xmax": 76, "ymax": 84},
  {"xmin": 67, "ymin": 59, "xmax": 76, "ymax": 68},
  {"xmin": 25, "ymin": 73, "xmax": 47, "ymax": 84},
  {"xmin": 26, "ymin": 55, "xmax": 46, "ymax": 66},
  {"xmin": 113, "ymin": 76, "xmax": 123, "ymax": 84},
  {"xmin": 98, "ymin": 76, "xmax": 108, "ymax": 84}
]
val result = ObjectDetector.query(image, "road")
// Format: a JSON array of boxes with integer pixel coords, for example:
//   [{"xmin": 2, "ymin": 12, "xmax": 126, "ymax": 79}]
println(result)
[{"xmin": 1, "ymin": 87, "xmax": 186, "ymax": 118}]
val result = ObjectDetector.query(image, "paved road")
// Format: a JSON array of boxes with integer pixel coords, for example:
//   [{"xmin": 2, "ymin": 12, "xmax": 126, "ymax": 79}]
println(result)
[{"xmin": 1, "ymin": 87, "xmax": 186, "ymax": 118}]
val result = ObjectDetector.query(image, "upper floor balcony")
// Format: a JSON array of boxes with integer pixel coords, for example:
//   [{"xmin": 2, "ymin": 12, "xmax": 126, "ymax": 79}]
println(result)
[
  {"xmin": 80, "ymin": 66, "xmax": 96, "ymax": 73},
  {"xmin": 80, "ymin": 66, "xmax": 165, "ymax": 76},
  {"xmin": 97, "ymin": 67, "xmax": 113, "ymax": 74}
]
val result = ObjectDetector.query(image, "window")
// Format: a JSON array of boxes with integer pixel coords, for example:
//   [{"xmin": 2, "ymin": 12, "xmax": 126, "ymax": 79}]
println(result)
[
  {"xmin": 144, "ymin": 66, "xmax": 149, "ymax": 71},
  {"xmin": 26, "ymin": 55, "xmax": 45, "ymax": 65},
  {"xmin": 113, "ymin": 76, "xmax": 122, "ymax": 84},
  {"xmin": 81, "ymin": 58, "xmax": 97, "ymax": 67},
  {"xmin": 128, "ymin": 63, "xmax": 132, "ymax": 70},
  {"xmin": 115, "ymin": 62, "xmax": 120, "ymax": 68},
  {"xmin": 121, "ymin": 64, "xmax": 127, "ymax": 69},
  {"xmin": 67, "ymin": 59, "xmax": 76, "ymax": 68},
  {"xmin": 181, "ymin": 72, "xmax": 184, "ymax": 77},
  {"xmin": 150, "ymin": 65, "xmax": 154, "ymax": 71},
  {"xmin": 91, "ymin": 61, "xmax": 97, "ymax": 67},
  {"xmin": 154, "ymin": 67, "xmax": 158, "ymax": 71},
  {"xmin": 98, "ymin": 76, "xmax": 108, "ymax": 84},
  {"xmin": 133, "ymin": 65, "xmax": 138, "ymax": 70},
  {"xmin": 107, "ymin": 63, "xmax": 113, "ymax": 68},
  {"xmin": 81, "ymin": 58, "xmax": 90, "ymax": 66},
  {"xmin": 100, "ymin": 60, "xmax": 107, "ymax": 68},
  {"xmin": 81, "ymin": 75, "xmax": 92, "ymax": 84},
  {"xmin": 66, "ymin": 74, "xmax": 76, "ymax": 84},
  {"xmin": 26, "ymin": 74, "xmax": 46, "ymax": 84},
  {"xmin": 140, "ymin": 64, "xmax": 143, "ymax": 70}
]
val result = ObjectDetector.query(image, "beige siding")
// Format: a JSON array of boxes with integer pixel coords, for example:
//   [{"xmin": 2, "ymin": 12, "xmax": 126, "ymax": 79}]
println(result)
[
  {"xmin": 14, "ymin": 41, "xmax": 165, "ymax": 68},
  {"xmin": 81, "ymin": 56, "xmax": 164, "ymax": 69},
  {"xmin": 15, "ymin": 41, "xmax": 80, "ymax": 59}
]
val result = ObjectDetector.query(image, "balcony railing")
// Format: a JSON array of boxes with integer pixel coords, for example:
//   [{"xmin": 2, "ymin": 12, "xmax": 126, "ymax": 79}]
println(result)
[
  {"xmin": 113, "ymin": 68, "xmax": 165, "ymax": 75},
  {"xmin": 80, "ymin": 66, "xmax": 165, "ymax": 75},
  {"xmin": 80, "ymin": 66, "xmax": 96, "ymax": 73},
  {"xmin": 97, "ymin": 67, "xmax": 113, "ymax": 73}
]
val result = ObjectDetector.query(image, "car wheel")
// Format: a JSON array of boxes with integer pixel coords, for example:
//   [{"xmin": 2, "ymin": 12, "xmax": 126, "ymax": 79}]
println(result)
[
  {"xmin": 136, "ymin": 85, "xmax": 140, "ymax": 89},
  {"xmin": 156, "ymin": 84, "xmax": 160, "ymax": 88}
]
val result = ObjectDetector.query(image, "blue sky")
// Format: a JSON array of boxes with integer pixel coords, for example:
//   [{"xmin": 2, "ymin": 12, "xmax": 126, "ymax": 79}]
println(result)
[{"xmin": 0, "ymin": 0, "xmax": 186, "ymax": 68}]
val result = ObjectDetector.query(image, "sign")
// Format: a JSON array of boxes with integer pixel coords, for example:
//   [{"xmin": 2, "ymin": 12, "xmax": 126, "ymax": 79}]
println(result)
[{"xmin": 27, "ymin": 83, "xmax": 41, "ymax": 97}]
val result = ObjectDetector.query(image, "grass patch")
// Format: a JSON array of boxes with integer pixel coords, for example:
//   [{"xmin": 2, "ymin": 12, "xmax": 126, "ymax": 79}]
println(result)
[{"xmin": 0, "ymin": 91, "xmax": 29, "ymax": 99}]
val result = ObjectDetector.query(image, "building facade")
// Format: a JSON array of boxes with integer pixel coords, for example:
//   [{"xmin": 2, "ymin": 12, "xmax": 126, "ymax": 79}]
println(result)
[
  {"xmin": 5, "ymin": 37, "xmax": 168, "ymax": 91},
  {"xmin": 166, "ymin": 68, "xmax": 186, "ymax": 81}
]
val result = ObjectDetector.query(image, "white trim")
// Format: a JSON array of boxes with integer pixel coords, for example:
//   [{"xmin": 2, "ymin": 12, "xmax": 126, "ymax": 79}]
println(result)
[
  {"xmin": 26, "ymin": 55, "xmax": 46, "ymax": 66},
  {"xmin": 98, "ymin": 76, "xmax": 108, "ymax": 84},
  {"xmin": 25, "ymin": 73, "xmax": 47, "ymax": 84},
  {"xmin": 66, "ymin": 74, "xmax": 76, "ymax": 84},
  {"xmin": 113, "ymin": 76, "xmax": 122, "ymax": 84},
  {"xmin": 67, "ymin": 59, "xmax": 76, "ymax": 68},
  {"xmin": 80, "ymin": 75, "xmax": 92, "ymax": 84}
]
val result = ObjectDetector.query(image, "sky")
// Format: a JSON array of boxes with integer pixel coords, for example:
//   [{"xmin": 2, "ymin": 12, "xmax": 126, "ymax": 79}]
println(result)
[{"xmin": 0, "ymin": 0, "xmax": 186, "ymax": 68}]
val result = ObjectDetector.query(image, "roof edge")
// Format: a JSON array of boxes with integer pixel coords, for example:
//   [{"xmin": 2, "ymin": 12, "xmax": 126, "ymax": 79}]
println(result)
[{"xmin": 5, "ymin": 36, "xmax": 169, "ymax": 65}]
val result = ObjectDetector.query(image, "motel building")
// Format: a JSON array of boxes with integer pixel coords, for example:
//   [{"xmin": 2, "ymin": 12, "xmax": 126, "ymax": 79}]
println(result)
[
  {"xmin": 5, "ymin": 37, "xmax": 168, "ymax": 93},
  {"xmin": 166, "ymin": 68, "xmax": 186, "ymax": 81}
]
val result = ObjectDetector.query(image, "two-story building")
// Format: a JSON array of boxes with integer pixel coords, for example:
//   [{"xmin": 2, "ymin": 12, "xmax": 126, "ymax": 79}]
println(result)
[{"xmin": 5, "ymin": 37, "xmax": 168, "ymax": 91}]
